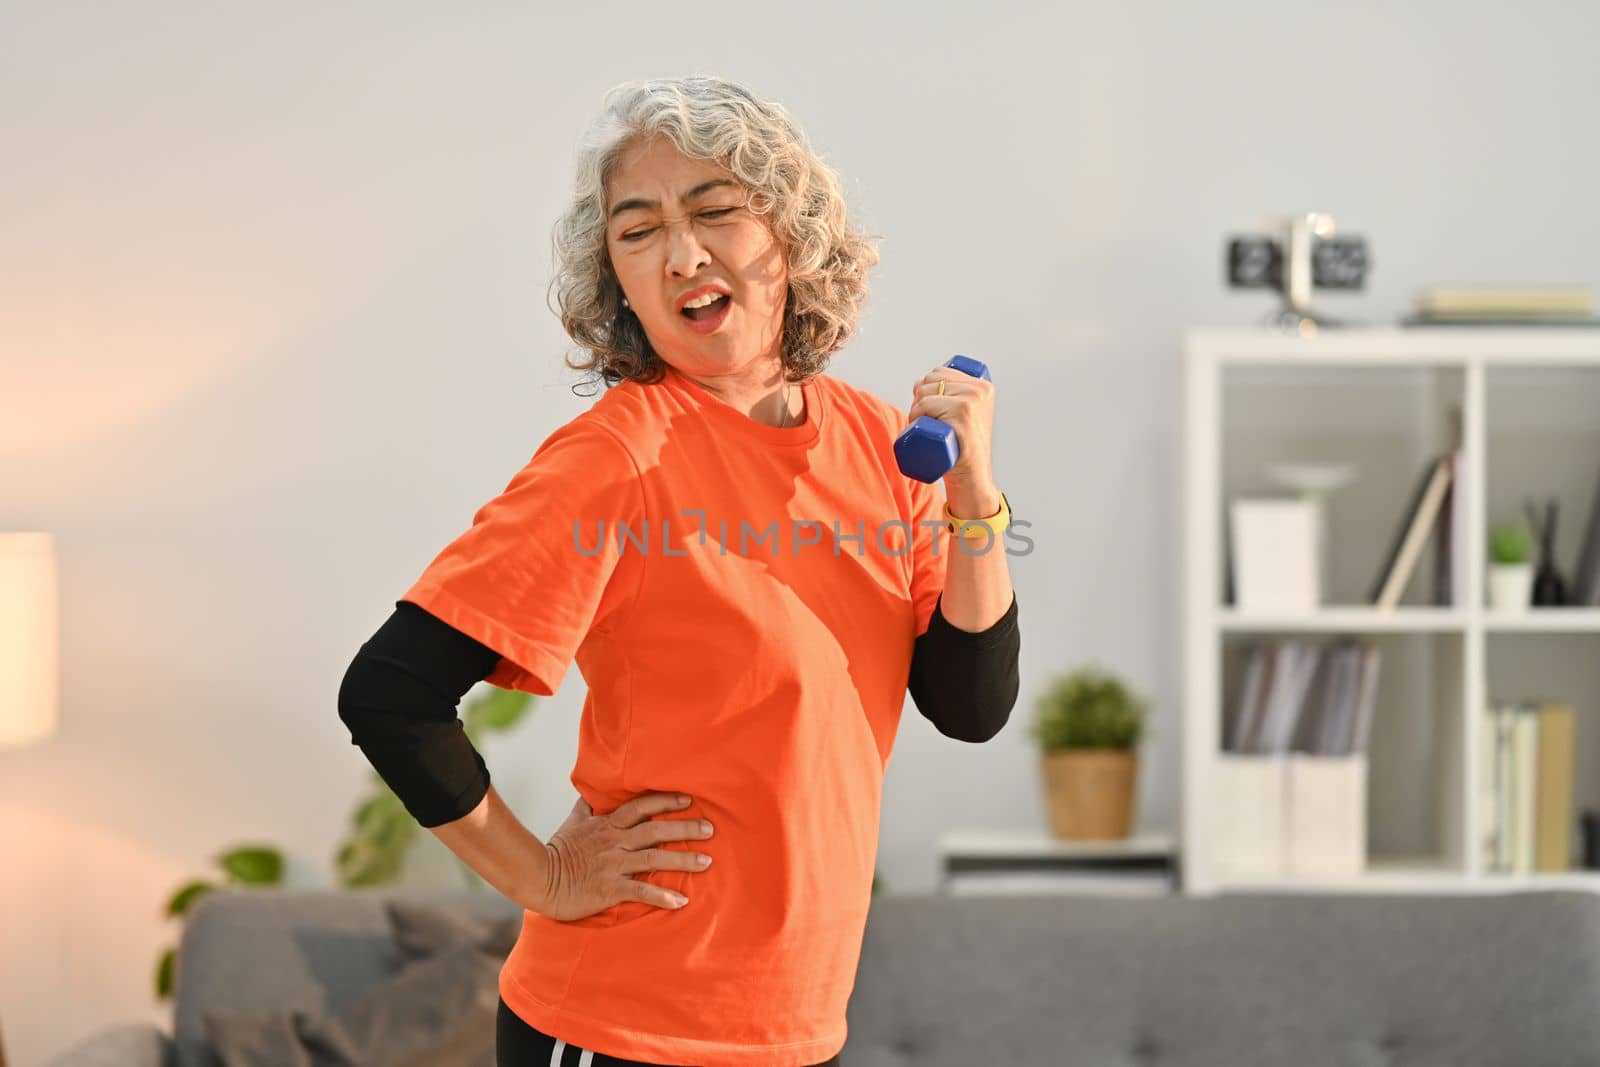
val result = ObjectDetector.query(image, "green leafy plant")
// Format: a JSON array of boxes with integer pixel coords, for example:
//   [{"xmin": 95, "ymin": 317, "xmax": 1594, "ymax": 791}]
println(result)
[
  {"xmin": 1490, "ymin": 522, "xmax": 1533, "ymax": 565},
  {"xmin": 155, "ymin": 844, "xmax": 284, "ymax": 999},
  {"xmin": 1030, "ymin": 664, "xmax": 1149, "ymax": 752},
  {"xmin": 334, "ymin": 685, "xmax": 535, "ymax": 889}
]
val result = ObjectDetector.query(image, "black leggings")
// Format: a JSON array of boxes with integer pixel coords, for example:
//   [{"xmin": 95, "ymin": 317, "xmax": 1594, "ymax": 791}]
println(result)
[{"xmin": 496, "ymin": 997, "xmax": 842, "ymax": 1067}]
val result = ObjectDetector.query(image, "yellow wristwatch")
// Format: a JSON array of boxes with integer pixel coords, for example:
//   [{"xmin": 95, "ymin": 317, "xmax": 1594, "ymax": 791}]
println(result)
[{"xmin": 943, "ymin": 490, "xmax": 1011, "ymax": 541}]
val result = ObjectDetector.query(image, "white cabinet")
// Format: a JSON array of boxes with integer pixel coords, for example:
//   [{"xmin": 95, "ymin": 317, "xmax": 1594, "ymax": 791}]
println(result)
[{"xmin": 1182, "ymin": 327, "xmax": 1600, "ymax": 894}]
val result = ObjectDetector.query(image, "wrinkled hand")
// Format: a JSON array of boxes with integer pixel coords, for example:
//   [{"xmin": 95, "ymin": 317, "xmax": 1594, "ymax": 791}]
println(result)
[
  {"xmin": 534, "ymin": 791, "xmax": 714, "ymax": 922},
  {"xmin": 907, "ymin": 365, "xmax": 997, "ymax": 493}
]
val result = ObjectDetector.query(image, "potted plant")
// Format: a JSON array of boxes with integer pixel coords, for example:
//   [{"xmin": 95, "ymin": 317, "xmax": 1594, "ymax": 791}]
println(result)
[
  {"xmin": 155, "ymin": 844, "xmax": 284, "ymax": 999},
  {"xmin": 1487, "ymin": 522, "xmax": 1534, "ymax": 612},
  {"xmin": 1030, "ymin": 665, "xmax": 1148, "ymax": 839}
]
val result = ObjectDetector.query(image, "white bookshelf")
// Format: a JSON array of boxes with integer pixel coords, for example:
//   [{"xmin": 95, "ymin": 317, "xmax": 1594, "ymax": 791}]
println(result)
[{"xmin": 1182, "ymin": 327, "xmax": 1600, "ymax": 895}]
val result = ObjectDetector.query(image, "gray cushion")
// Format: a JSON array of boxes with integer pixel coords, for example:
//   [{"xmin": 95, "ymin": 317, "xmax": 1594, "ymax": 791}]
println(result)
[
  {"xmin": 844, "ymin": 890, "xmax": 1600, "ymax": 1066},
  {"xmin": 198, "ymin": 897, "xmax": 511, "ymax": 1067},
  {"xmin": 173, "ymin": 889, "xmax": 517, "ymax": 1067},
  {"xmin": 385, "ymin": 898, "xmax": 520, "ymax": 960},
  {"xmin": 202, "ymin": 1013, "xmax": 316, "ymax": 1067},
  {"xmin": 297, "ymin": 945, "xmax": 498, "ymax": 1066}
]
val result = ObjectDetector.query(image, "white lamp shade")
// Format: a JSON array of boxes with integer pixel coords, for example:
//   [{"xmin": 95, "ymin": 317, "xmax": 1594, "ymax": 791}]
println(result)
[{"xmin": 0, "ymin": 531, "xmax": 59, "ymax": 748}]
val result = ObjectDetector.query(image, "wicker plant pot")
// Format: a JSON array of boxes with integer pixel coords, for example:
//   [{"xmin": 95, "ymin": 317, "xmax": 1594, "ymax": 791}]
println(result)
[{"xmin": 1041, "ymin": 747, "xmax": 1138, "ymax": 839}]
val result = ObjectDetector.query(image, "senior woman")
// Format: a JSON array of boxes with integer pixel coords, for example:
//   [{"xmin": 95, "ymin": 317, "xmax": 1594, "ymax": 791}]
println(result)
[{"xmin": 338, "ymin": 76, "xmax": 1020, "ymax": 1067}]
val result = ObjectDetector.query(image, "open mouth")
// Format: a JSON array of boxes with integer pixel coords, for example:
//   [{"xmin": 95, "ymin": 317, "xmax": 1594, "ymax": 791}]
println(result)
[{"xmin": 680, "ymin": 293, "xmax": 731, "ymax": 332}]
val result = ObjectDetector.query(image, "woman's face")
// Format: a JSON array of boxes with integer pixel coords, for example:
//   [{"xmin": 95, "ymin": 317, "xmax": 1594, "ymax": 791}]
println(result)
[{"xmin": 604, "ymin": 134, "xmax": 789, "ymax": 378}]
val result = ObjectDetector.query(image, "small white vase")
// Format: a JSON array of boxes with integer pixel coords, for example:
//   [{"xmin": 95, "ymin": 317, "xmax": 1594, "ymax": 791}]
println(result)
[{"xmin": 1487, "ymin": 563, "xmax": 1534, "ymax": 612}]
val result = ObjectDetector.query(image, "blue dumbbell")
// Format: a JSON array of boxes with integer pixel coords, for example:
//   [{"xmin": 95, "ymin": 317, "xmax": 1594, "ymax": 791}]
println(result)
[{"xmin": 894, "ymin": 354, "xmax": 991, "ymax": 483}]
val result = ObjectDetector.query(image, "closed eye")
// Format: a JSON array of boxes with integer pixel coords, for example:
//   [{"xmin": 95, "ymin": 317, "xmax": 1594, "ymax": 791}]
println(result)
[{"xmin": 619, "ymin": 208, "xmax": 738, "ymax": 243}]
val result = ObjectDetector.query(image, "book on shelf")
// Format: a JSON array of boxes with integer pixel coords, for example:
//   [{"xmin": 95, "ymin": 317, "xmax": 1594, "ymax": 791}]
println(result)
[
  {"xmin": 1433, "ymin": 458, "xmax": 1453, "ymax": 606},
  {"xmin": 1348, "ymin": 644, "xmax": 1382, "ymax": 754},
  {"xmin": 1431, "ymin": 449, "xmax": 1470, "ymax": 607},
  {"xmin": 1309, "ymin": 645, "xmax": 1356, "ymax": 755},
  {"xmin": 1513, "ymin": 708, "xmax": 1536, "ymax": 872},
  {"xmin": 1227, "ymin": 641, "xmax": 1270, "ymax": 752},
  {"xmin": 1481, "ymin": 702, "xmax": 1575, "ymax": 874},
  {"xmin": 1573, "ymin": 464, "xmax": 1600, "ymax": 607},
  {"xmin": 1536, "ymin": 705, "xmax": 1576, "ymax": 870},
  {"xmin": 1227, "ymin": 641, "xmax": 1314, "ymax": 754},
  {"xmin": 1370, "ymin": 451, "xmax": 1455, "ymax": 609},
  {"xmin": 1413, "ymin": 286, "xmax": 1594, "ymax": 318},
  {"xmin": 1225, "ymin": 639, "xmax": 1382, "ymax": 756},
  {"xmin": 1403, "ymin": 314, "xmax": 1600, "ymax": 327}
]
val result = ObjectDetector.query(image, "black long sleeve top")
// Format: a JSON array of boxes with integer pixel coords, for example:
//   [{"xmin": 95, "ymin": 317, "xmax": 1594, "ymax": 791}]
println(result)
[{"xmin": 338, "ymin": 592, "xmax": 1020, "ymax": 828}]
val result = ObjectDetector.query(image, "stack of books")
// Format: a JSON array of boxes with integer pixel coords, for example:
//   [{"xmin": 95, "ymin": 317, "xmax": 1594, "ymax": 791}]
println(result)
[
  {"xmin": 1405, "ymin": 286, "xmax": 1598, "ymax": 326},
  {"xmin": 1225, "ymin": 639, "xmax": 1382, "ymax": 755},
  {"xmin": 1482, "ymin": 702, "xmax": 1576, "ymax": 873},
  {"xmin": 1217, "ymin": 645, "xmax": 1374, "ymax": 879}
]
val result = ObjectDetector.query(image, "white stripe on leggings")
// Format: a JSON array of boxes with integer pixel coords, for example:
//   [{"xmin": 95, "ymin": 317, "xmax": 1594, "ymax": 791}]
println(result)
[{"xmin": 549, "ymin": 1039, "xmax": 595, "ymax": 1067}]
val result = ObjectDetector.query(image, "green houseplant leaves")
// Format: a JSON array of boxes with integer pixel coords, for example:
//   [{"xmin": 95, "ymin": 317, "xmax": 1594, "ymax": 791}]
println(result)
[
  {"xmin": 1490, "ymin": 522, "xmax": 1533, "ymax": 565},
  {"xmin": 154, "ymin": 844, "xmax": 285, "ymax": 999},
  {"xmin": 334, "ymin": 685, "xmax": 536, "ymax": 890},
  {"xmin": 1030, "ymin": 665, "xmax": 1149, "ymax": 752}
]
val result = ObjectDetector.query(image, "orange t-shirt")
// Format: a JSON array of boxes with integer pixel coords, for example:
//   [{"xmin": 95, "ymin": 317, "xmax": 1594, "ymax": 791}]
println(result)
[{"xmin": 398, "ymin": 361, "xmax": 946, "ymax": 1066}]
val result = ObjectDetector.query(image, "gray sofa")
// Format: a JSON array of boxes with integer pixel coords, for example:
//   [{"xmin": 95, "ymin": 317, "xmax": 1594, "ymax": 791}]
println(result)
[{"xmin": 45, "ymin": 887, "xmax": 1600, "ymax": 1066}]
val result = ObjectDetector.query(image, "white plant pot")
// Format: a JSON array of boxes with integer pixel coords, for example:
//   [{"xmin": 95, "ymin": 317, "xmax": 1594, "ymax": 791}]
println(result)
[{"xmin": 1487, "ymin": 562, "xmax": 1534, "ymax": 612}]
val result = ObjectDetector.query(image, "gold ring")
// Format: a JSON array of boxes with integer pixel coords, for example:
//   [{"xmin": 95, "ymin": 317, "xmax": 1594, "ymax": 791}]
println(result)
[{"xmin": 937, "ymin": 380, "xmax": 947, "ymax": 397}]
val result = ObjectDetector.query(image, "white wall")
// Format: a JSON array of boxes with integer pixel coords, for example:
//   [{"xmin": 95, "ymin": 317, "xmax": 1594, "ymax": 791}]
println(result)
[{"xmin": 4, "ymin": 1, "xmax": 1598, "ymax": 1060}]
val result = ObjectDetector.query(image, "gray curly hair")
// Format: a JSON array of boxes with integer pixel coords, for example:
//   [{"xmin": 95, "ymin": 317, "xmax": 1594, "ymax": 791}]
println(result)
[{"xmin": 548, "ymin": 75, "xmax": 881, "ymax": 392}]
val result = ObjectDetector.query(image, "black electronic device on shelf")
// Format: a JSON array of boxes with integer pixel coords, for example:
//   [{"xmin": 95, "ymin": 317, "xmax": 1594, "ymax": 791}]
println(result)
[{"xmin": 1225, "ymin": 211, "xmax": 1371, "ymax": 332}]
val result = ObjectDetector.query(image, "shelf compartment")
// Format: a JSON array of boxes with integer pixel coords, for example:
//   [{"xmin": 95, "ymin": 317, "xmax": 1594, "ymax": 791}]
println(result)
[
  {"xmin": 1474, "ymin": 368, "xmax": 1600, "ymax": 876},
  {"xmin": 1484, "ymin": 365, "xmax": 1600, "ymax": 612},
  {"xmin": 1476, "ymin": 633, "xmax": 1600, "ymax": 877},
  {"xmin": 1219, "ymin": 363, "xmax": 1467, "ymax": 610},
  {"xmin": 1217, "ymin": 631, "xmax": 1466, "ymax": 880}
]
